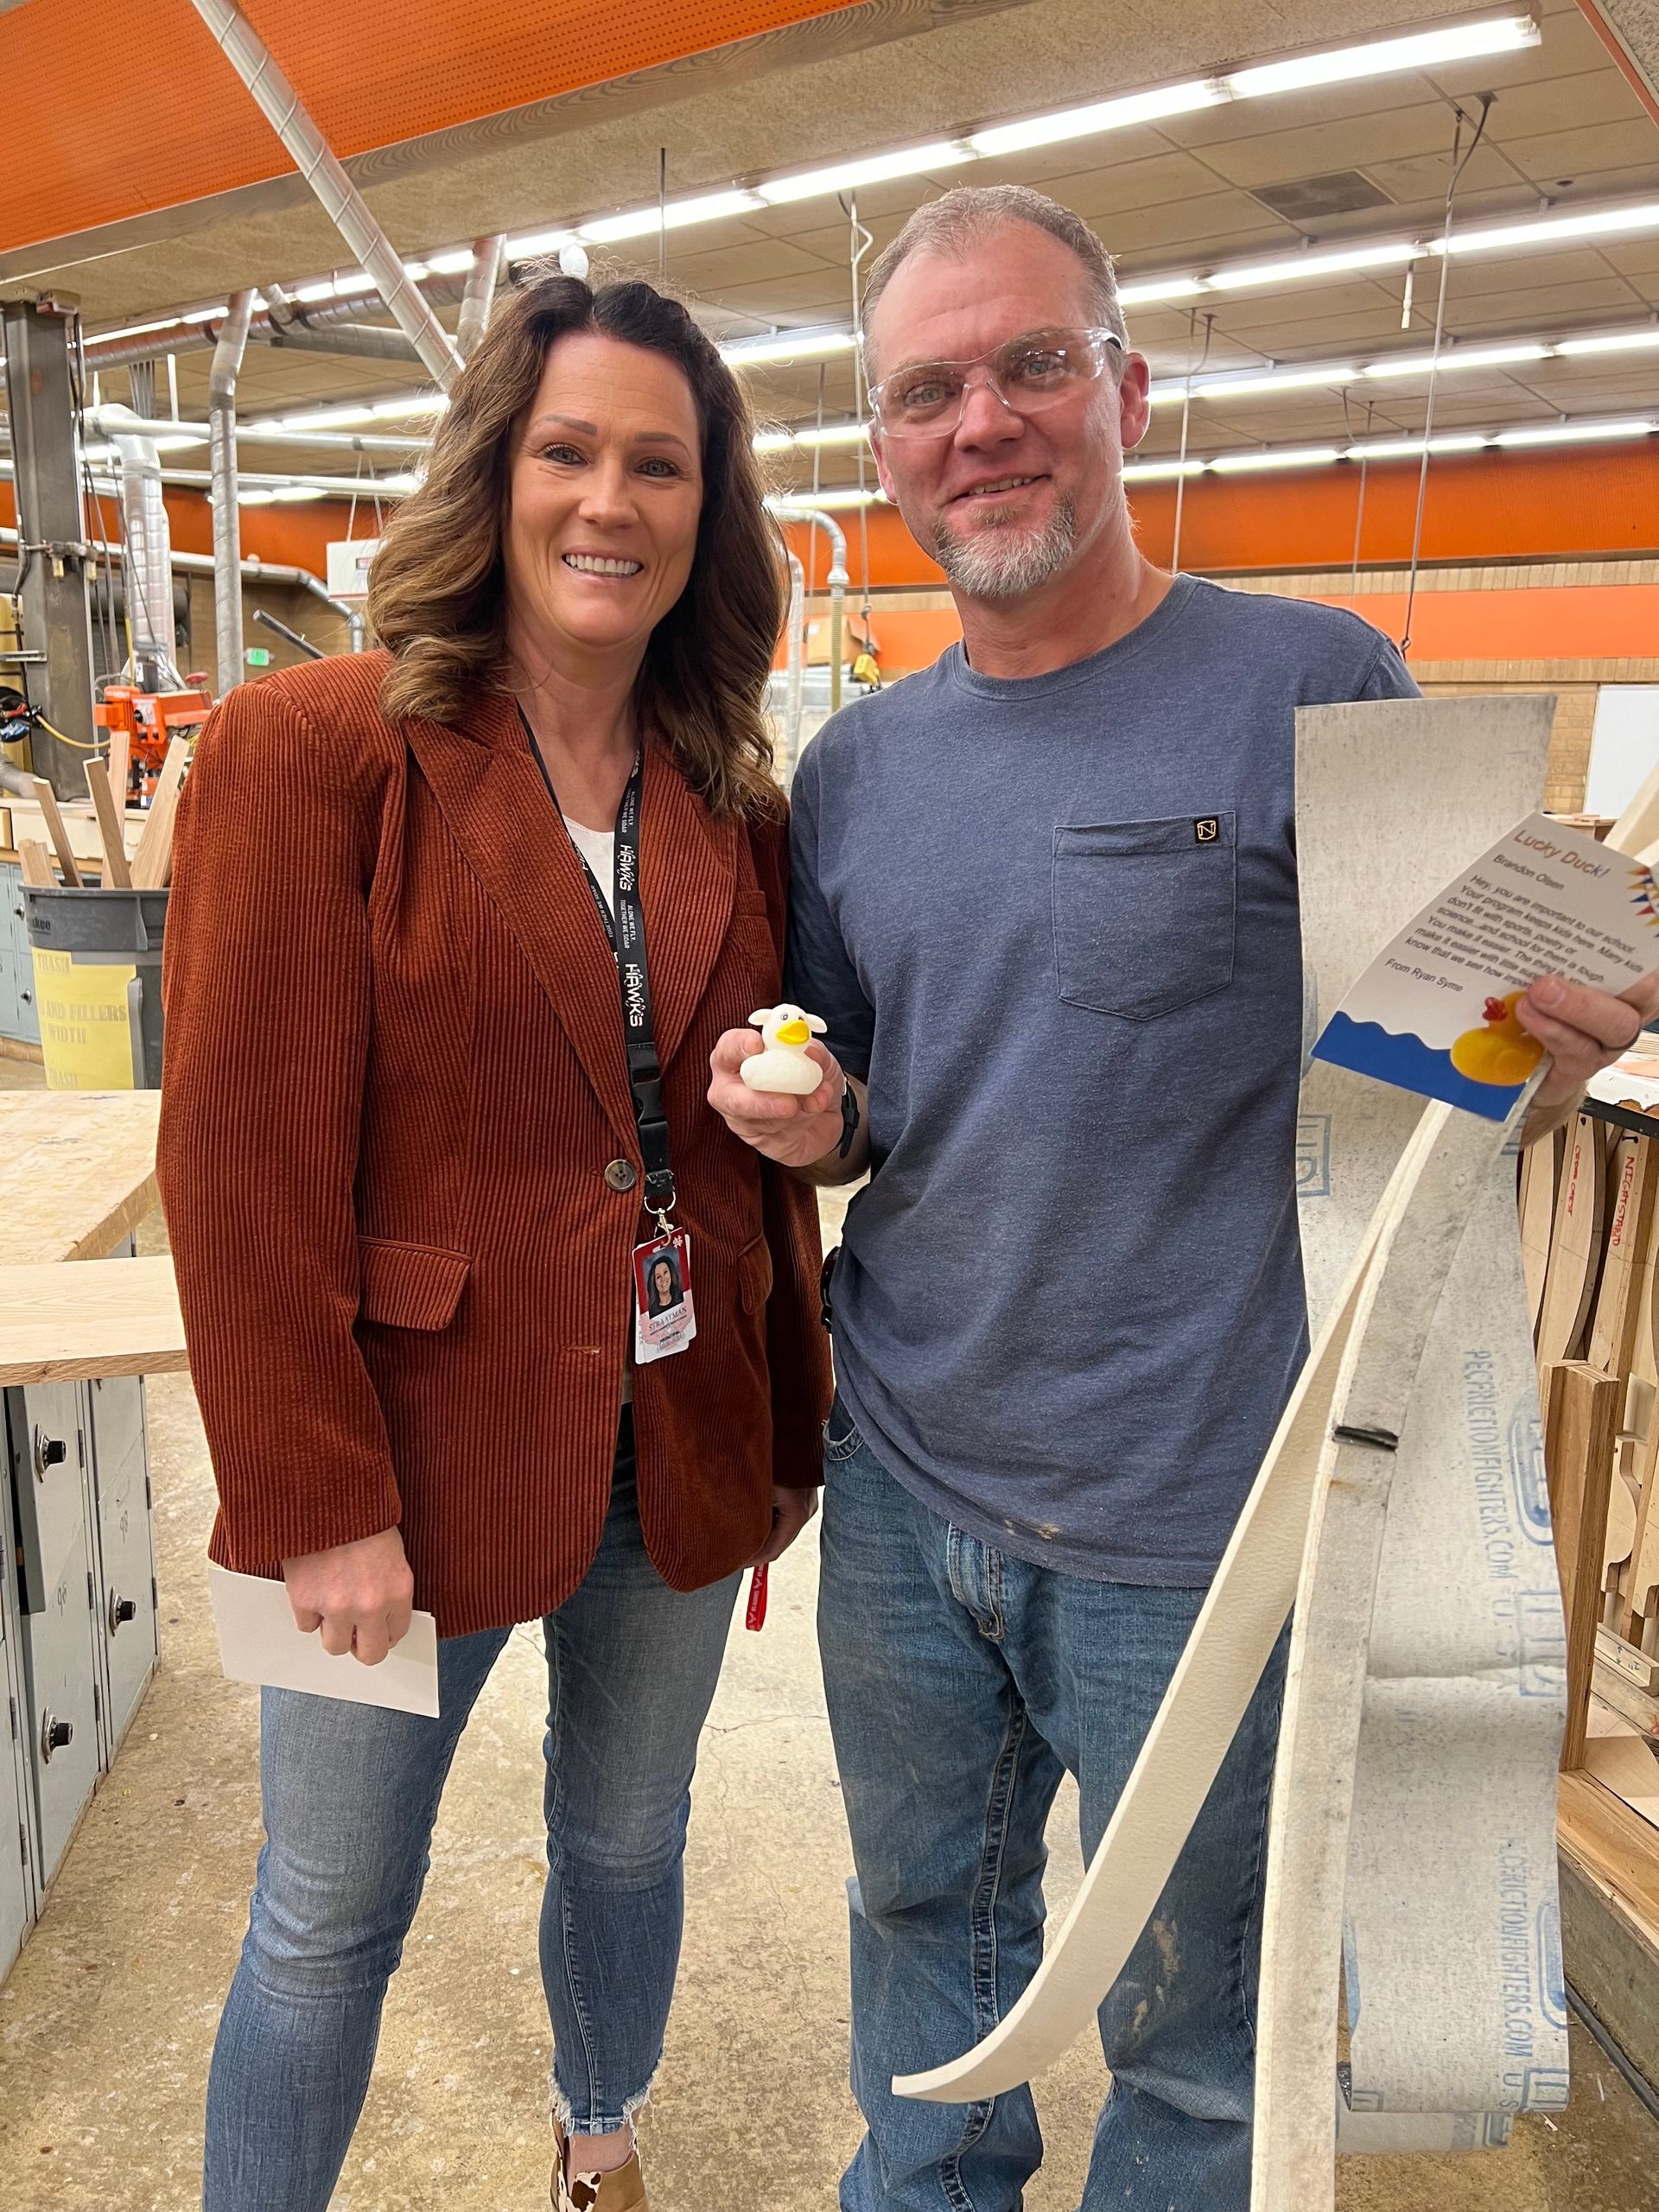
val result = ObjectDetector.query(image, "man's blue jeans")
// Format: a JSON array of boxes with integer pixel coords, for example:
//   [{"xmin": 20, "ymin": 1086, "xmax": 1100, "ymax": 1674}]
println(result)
[
  {"xmin": 203, "ymin": 1416, "xmax": 739, "ymax": 2211},
  {"xmin": 817, "ymin": 1400, "xmax": 1287, "ymax": 2212}
]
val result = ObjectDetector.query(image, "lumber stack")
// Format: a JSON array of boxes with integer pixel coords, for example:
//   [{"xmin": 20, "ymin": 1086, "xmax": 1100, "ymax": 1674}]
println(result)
[
  {"xmin": 15, "ymin": 739, "xmax": 188, "ymax": 893},
  {"xmin": 1526, "ymin": 1051, "xmax": 1659, "ymax": 1869}
]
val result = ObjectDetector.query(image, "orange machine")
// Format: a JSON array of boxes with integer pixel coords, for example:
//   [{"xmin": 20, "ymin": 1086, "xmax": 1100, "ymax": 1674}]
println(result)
[{"xmin": 93, "ymin": 682, "xmax": 212, "ymax": 804}]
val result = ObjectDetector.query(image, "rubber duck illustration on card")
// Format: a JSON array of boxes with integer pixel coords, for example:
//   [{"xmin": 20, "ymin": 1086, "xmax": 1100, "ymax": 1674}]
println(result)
[{"xmin": 1449, "ymin": 992, "xmax": 1547, "ymax": 1087}]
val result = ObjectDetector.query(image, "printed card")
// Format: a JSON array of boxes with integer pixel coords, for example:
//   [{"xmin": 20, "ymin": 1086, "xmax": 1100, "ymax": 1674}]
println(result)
[{"xmin": 1312, "ymin": 811, "xmax": 1659, "ymax": 1121}]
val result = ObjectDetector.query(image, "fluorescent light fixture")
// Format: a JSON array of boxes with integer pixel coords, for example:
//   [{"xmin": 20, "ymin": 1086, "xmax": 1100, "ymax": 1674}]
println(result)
[
  {"xmin": 423, "ymin": 247, "xmax": 476, "ymax": 276},
  {"xmin": 791, "ymin": 423, "xmax": 872, "ymax": 448},
  {"xmin": 758, "ymin": 142, "xmax": 965, "ymax": 204},
  {"xmin": 1121, "ymin": 458, "xmax": 1208, "ymax": 480},
  {"xmin": 1206, "ymin": 239, "xmax": 1421, "ymax": 291},
  {"xmin": 505, "ymin": 227, "xmax": 581, "ymax": 259},
  {"xmin": 766, "ymin": 488, "xmax": 887, "ymax": 511},
  {"xmin": 92, "ymin": 305, "xmax": 227, "ymax": 344},
  {"xmin": 1209, "ymin": 446, "xmax": 1342, "ymax": 472},
  {"xmin": 753, "ymin": 431, "xmax": 795, "ymax": 453},
  {"xmin": 370, "ymin": 394, "xmax": 448, "ymax": 419},
  {"xmin": 720, "ymin": 328, "xmax": 857, "ymax": 366},
  {"xmin": 1191, "ymin": 362, "xmax": 1363, "ymax": 397},
  {"xmin": 1554, "ymin": 327, "xmax": 1659, "ymax": 356},
  {"xmin": 293, "ymin": 273, "xmax": 376, "ymax": 304},
  {"xmin": 257, "ymin": 405, "xmax": 378, "ymax": 432},
  {"xmin": 969, "ymin": 81, "xmax": 1223, "ymax": 159},
  {"xmin": 1493, "ymin": 416, "xmax": 1656, "ymax": 447},
  {"xmin": 1228, "ymin": 15, "xmax": 1538, "ymax": 99},
  {"xmin": 581, "ymin": 191, "xmax": 763, "ymax": 245},
  {"xmin": 237, "ymin": 488, "xmax": 276, "ymax": 505},
  {"xmin": 1364, "ymin": 341, "xmax": 1548, "ymax": 378},
  {"xmin": 267, "ymin": 484, "xmax": 324, "ymax": 503},
  {"xmin": 381, "ymin": 472, "xmax": 423, "ymax": 492},
  {"xmin": 1344, "ymin": 434, "xmax": 1491, "ymax": 460},
  {"xmin": 1439, "ymin": 200, "xmax": 1659, "ymax": 256},
  {"xmin": 1116, "ymin": 275, "xmax": 1205, "ymax": 307}
]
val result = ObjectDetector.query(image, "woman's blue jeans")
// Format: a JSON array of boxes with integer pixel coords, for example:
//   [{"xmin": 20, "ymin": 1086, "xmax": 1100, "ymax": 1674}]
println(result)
[
  {"xmin": 203, "ymin": 1415, "xmax": 739, "ymax": 2211},
  {"xmin": 817, "ymin": 1400, "xmax": 1287, "ymax": 2212}
]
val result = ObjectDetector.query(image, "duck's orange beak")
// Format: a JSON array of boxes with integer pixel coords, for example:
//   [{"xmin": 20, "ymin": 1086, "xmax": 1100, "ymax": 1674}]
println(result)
[{"xmin": 776, "ymin": 1020, "xmax": 810, "ymax": 1046}]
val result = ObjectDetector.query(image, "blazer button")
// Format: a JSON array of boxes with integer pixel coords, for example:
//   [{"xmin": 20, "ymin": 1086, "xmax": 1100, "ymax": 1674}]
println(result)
[{"xmin": 604, "ymin": 1159, "xmax": 639, "ymax": 1192}]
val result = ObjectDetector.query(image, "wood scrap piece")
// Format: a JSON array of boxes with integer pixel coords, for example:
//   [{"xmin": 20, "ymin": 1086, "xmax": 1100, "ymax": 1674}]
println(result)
[
  {"xmin": 28, "ymin": 777, "xmax": 81, "ymax": 885},
  {"xmin": 0, "ymin": 1255, "xmax": 185, "ymax": 1386},
  {"xmin": 16, "ymin": 838, "xmax": 54, "ymax": 888},
  {"xmin": 1589, "ymin": 1131, "xmax": 1659, "ymax": 1375},
  {"xmin": 1536, "ymin": 1114, "xmax": 1608, "ymax": 1364},
  {"xmin": 84, "ymin": 759, "xmax": 132, "ymax": 887},
  {"xmin": 1606, "ymin": 1471, "xmax": 1640, "ymax": 1579},
  {"xmin": 1611, "ymin": 756, "xmax": 1659, "ymax": 854},
  {"xmin": 104, "ymin": 729, "xmax": 131, "ymax": 816},
  {"xmin": 1581, "ymin": 1734, "xmax": 1659, "ymax": 1831},
  {"xmin": 1519, "ymin": 1125, "xmax": 1561, "ymax": 1335},
  {"xmin": 130, "ymin": 736, "xmax": 188, "ymax": 889},
  {"xmin": 1545, "ymin": 1359, "xmax": 1622, "ymax": 1772},
  {"xmin": 1558, "ymin": 1768, "xmax": 1659, "ymax": 1927},
  {"xmin": 1624, "ymin": 1418, "xmax": 1659, "ymax": 1637}
]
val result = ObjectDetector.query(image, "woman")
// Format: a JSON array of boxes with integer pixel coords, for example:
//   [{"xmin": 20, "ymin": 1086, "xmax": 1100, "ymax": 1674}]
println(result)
[{"xmin": 156, "ymin": 271, "xmax": 832, "ymax": 2212}]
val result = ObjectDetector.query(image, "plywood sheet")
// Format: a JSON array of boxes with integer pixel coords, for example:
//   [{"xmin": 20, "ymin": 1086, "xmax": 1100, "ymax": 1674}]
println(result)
[
  {"xmin": 0, "ymin": 1090, "xmax": 161, "ymax": 1264},
  {"xmin": 0, "ymin": 1256, "xmax": 184, "ymax": 1386}
]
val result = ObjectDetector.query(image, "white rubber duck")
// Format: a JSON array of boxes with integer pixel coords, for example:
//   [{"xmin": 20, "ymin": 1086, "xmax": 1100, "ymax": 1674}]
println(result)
[{"xmin": 741, "ymin": 1002, "xmax": 829, "ymax": 1095}]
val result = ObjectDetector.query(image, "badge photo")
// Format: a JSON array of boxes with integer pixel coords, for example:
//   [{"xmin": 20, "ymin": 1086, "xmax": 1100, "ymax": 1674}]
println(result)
[{"xmin": 633, "ymin": 1229, "xmax": 696, "ymax": 1364}]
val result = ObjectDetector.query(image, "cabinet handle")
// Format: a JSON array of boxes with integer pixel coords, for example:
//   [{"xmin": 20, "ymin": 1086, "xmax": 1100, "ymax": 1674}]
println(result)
[
  {"xmin": 40, "ymin": 1713, "xmax": 72, "ymax": 1762},
  {"xmin": 108, "ymin": 1592, "xmax": 137, "ymax": 1636}
]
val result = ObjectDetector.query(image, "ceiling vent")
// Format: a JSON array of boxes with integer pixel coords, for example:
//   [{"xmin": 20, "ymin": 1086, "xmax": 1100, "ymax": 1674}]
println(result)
[{"xmin": 1249, "ymin": 170, "xmax": 1396, "ymax": 223}]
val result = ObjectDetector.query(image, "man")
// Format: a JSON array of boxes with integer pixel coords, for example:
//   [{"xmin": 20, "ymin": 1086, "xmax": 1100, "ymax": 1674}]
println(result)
[{"xmin": 709, "ymin": 184, "xmax": 1649, "ymax": 2209}]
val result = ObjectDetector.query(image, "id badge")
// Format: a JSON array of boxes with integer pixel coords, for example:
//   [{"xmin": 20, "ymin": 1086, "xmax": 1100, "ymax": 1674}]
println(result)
[{"xmin": 633, "ymin": 1229, "xmax": 696, "ymax": 1364}]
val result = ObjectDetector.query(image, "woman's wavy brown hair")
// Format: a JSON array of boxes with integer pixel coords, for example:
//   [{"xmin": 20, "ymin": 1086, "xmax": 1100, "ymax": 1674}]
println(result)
[{"xmin": 368, "ymin": 270, "xmax": 782, "ymax": 817}]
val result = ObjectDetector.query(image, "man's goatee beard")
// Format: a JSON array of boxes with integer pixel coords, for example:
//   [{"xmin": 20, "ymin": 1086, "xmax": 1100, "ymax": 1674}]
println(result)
[{"xmin": 930, "ymin": 493, "xmax": 1078, "ymax": 599}]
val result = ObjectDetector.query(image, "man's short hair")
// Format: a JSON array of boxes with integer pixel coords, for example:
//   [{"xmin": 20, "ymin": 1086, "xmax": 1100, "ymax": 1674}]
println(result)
[{"xmin": 861, "ymin": 185, "xmax": 1129, "ymax": 372}]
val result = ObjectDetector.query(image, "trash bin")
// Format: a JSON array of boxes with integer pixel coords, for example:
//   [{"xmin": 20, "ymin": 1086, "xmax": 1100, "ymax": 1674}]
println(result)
[{"xmin": 22, "ymin": 886, "xmax": 168, "ymax": 1090}]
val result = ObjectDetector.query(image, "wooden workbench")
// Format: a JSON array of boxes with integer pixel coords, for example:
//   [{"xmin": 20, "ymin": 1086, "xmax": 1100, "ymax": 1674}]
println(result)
[
  {"xmin": 0, "ymin": 1090, "xmax": 162, "ymax": 1264},
  {"xmin": 0, "ymin": 1090, "xmax": 186, "ymax": 1381}
]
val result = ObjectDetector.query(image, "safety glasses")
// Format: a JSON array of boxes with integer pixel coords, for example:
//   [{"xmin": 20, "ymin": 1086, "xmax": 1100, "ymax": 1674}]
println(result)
[{"xmin": 868, "ymin": 326, "xmax": 1125, "ymax": 439}]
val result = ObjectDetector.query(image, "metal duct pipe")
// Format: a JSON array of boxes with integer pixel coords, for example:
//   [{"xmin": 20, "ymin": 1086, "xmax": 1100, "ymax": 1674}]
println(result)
[
  {"xmin": 2, "ymin": 527, "xmax": 366, "ymax": 658},
  {"xmin": 78, "ymin": 409, "xmax": 423, "ymax": 457},
  {"xmin": 189, "ymin": 0, "xmax": 462, "ymax": 390},
  {"xmin": 259, "ymin": 321, "xmax": 420, "ymax": 364},
  {"xmin": 83, "ymin": 276, "xmax": 467, "ymax": 376},
  {"xmin": 108, "ymin": 413, "xmax": 185, "ymax": 690},
  {"xmin": 208, "ymin": 289, "xmax": 254, "ymax": 693},
  {"xmin": 770, "ymin": 502, "xmax": 849, "ymax": 715},
  {"xmin": 457, "ymin": 237, "xmax": 505, "ymax": 359},
  {"xmin": 783, "ymin": 551, "xmax": 805, "ymax": 779}
]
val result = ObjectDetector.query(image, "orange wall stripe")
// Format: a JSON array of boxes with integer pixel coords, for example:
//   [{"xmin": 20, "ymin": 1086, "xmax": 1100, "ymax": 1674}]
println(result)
[{"xmin": 1, "ymin": 0, "xmax": 859, "ymax": 254}]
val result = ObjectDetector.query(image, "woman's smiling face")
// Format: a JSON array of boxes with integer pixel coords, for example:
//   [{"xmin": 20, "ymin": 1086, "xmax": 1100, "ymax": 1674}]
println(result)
[{"xmin": 504, "ymin": 331, "xmax": 705, "ymax": 671}]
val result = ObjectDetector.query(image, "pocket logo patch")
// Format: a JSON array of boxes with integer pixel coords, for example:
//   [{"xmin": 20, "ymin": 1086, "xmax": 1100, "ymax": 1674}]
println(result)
[{"xmin": 1194, "ymin": 817, "xmax": 1219, "ymax": 844}]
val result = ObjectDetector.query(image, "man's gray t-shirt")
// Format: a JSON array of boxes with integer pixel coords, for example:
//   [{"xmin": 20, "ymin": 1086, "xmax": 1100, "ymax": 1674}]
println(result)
[{"xmin": 785, "ymin": 575, "xmax": 1418, "ymax": 1586}]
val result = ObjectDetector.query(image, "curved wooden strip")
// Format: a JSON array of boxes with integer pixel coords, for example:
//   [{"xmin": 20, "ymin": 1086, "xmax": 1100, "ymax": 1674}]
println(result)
[{"xmin": 894, "ymin": 1108, "xmax": 1446, "ymax": 2104}]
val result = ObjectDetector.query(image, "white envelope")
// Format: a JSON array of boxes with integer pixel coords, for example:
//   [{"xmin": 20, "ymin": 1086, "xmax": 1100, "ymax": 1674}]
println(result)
[{"xmin": 208, "ymin": 1563, "xmax": 441, "ymax": 1717}]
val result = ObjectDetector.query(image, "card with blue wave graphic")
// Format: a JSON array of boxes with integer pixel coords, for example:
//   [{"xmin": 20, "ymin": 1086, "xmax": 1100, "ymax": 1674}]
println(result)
[{"xmin": 1312, "ymin": 811, "xmax": 1659, "ymax": 1120}]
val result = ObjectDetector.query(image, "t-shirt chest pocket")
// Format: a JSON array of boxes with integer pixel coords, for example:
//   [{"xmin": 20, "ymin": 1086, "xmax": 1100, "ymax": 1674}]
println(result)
[{"xmin": 1052, "ymin": 813, "xmax": 1237, "ymax": 1020}]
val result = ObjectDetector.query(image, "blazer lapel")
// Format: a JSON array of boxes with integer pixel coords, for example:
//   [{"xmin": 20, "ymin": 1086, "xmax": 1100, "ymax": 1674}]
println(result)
[
  {"xmin": 404, "ymin": 697, "xmax": 637, "ymax": 1154},
  {"xmin": 639, "ymin": 739, "xmax": 736, "ymax": 1073}
]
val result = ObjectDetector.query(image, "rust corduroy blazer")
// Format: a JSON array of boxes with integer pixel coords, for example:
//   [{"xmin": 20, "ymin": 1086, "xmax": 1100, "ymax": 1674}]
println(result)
[{"xmin": 156, "ymin": 652, "xmax": 831, "ymax": 1637}]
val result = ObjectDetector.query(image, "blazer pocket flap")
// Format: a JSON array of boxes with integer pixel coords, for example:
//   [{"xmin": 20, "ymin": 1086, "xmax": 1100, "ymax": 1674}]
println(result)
[
  {"xmin": 739, "ymin": 1234, "xmax": 774, "ymax": 1314},
  {"xmin": 357, "ymin": 1238, "xmax": 472, "ymax": 1331}
]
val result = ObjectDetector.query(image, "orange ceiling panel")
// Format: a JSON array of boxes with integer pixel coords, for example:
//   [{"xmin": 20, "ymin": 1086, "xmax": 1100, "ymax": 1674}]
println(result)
[{"xmin": 1, "ymin": 0, "xmax": 857, "ymax": 254}]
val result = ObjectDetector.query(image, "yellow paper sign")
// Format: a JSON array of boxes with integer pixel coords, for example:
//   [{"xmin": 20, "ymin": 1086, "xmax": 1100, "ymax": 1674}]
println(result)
[{"xmin": 31, "ymin": 949, "xmax": 139, "ymax": 1090}]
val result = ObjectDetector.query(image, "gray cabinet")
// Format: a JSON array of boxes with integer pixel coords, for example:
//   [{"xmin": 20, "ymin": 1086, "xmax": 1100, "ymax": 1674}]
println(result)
[
  {"xmin": 86, "ymin": 1375, "xmax": 158, "ymax": 1752},
  {"xmin": 7, "ymin": 1383, "xmax": 102, "ymax": 1889},
  {"xmin": 0, "ymin": 1467, "xmax": 35, "ymax": 1984},
  {"xmin": 1, "ymin": 861, "xmax": 39, "ymax": 1046}
]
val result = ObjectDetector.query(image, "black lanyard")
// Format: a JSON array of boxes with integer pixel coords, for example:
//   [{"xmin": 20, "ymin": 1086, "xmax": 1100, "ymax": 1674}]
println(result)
[{"xmin": 519, "ymin": 709, "xmax": 676, "ymax": 1224}]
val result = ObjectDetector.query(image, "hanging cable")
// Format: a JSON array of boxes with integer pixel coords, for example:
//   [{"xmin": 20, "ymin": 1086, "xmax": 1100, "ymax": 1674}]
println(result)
[
  {"xmin": 1169, "ymin": 312, "xmax": 1212, "ymax": 577},
  {"xmin": 1344, "ymin": 392, "xmax": 1376, "ymax": 602},
  {"xmin": 1402, "ymin": 94, "xmax": 1492, "ymax": 656},
  {"xmin": 843, "ymin": 192, "xmax": 875, "ymax": 652}
]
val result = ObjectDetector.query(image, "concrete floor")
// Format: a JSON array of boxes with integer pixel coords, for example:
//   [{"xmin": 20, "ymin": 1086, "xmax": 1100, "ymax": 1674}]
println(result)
[{"xmin": 0, "ymin": 1058, "xmax": 1656, "ymax": 2207}]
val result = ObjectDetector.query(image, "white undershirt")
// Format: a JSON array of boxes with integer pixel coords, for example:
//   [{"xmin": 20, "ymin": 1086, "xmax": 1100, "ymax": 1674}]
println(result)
[{"xmin": 563, "ymin": 817, "xmax": 616, "ymax": 912}]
